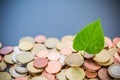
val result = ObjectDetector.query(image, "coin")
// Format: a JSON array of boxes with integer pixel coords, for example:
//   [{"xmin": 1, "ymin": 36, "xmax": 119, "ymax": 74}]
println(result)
[
  {"xmin": 11, "ymin": 51, "xmax": 22, "ymax": 63},
  {"xmin": 56, "ymin": 41, "xmax": 72, "ymax": 50},
  {"xmin": 45, "ymin": 61, "xmax": 62, "ymax": 74},
  {"xmin": 88, "ymin": 78, "xmax": 100, "ymax": 80},
  {"xmin": 34, "ymin": 35, "xmax": 46, "ymax": 43},
  {"xmin": 0, "ymin": 60, "xmax": 7, "ymax": 71},
  {"xmin": 15, "ymin": 52, "xmax": 34, "ymax": 64},
  {"xmin": 59, "ymin": 54, "xmax": 66, "ymax": 66},
  {"xmin": 0, "ymin": 72, "xmax": 11, "ymax": 80},
  {"xmin": 15, "ymin": 64, "xmax": 28, "ymax": 74},
  {"xmin": 113, "ymin": 37, "xmax": 120, "ymax": 45},
  {"xmin": 117, "ymin": 41, "xmax": 120, "ymax": 48},
  {"xmin": 107, "ymin": 48, "xmax": 118, "ymax": 56},
  {"xmin": 83, "ymin": 59, "xmax": 101, "ymax": 71},
  {"xmin": 45, "ymin": 37, "xmax": 60, "ymax": 49},
  {"xmin": 97, "ymin": 56, "xmax": 114, "ymax": 66},
  {"xmin": 85, "ymin": 70, "xmax": 97, "ymax": 78},
  {"xmin": 19, "ymin": 41, "xmax": 33, "ymax": 51},
  {"xmin": 15, "ymin": 77, "xmax": 28, "ymax": 80},
  {"xmin": 41, "ymin": 71, "xmax": 56, "ymax": 80},
  {"xmin": 108, "ymin": 64, "xmax": 120, "ymax": 78},
  {"xmin": 93, "ymin": 49, "xmax": 111, "ymax": 63},
  {"xmin": 4, "ymin": 53, "xmax": 15, "ymax": 64},
  {"xmin": 84, "ymin": 52, "xmax": 94, "ymax": 59},
  {"xmin": 27, "ymin": 61, "xmax": 43, "ymax": 74},
  {"xmin": 9, "ymin": 66, "xmax": 27, "ymax": 78},
  {"xmin": 114, "ymin": 52, "xmax": 120, "ymax": 63},
  {"xmin": 31, "ymin": 76, "xmax": 48, "ymax": 80},
  {"xmin": 14, "ymin": 46, "xmax": 21, "ymax": 53},
  {"xmin": 60, "ymin": 48, "xmax": 72, "ymax": 55},
  {"xmin": 98, "ymin": 68, "xmax": 112, "ymax": 80},
  {"xmin": 65, "ymin": 67, "xmax": 85, "ymax": 80},
  {"xmin": 0, "ymin": 55, "xmax": 2, "ymax": 61},
  {"xmin": 61, "ymin": 35, "xmax": 74, "ymax": 42},
  {"xmin": 35, "ymin": 50, "xmax": 49, "ymax": 58},
  {"xmin": 33, "ymin": 57, "xmax": 48, "ymax": 68},
  {"xmin": 19, "ymin": 36, "xmax": 35, "ymax": 44},
  {"xmin": 104, "ymin": 36, "xmax": 113, "ymax": 48},
  {"xmin": 48, "ymin": 52, "xmax": 60, "ymax": 61},
  {"xmin": 31, "ymin": 43, "xmax": 47, "ymax": 55},
  {"xmin": 65, "ymin": 53, "xmax": 84, "ymax": 67},
  {"xmin": 56, "ymin": 69, "xmax": 67, "ymax": 80},
  {"xmin": 0, "ymin": 46, "xmax": 13, "ymax": 55}
]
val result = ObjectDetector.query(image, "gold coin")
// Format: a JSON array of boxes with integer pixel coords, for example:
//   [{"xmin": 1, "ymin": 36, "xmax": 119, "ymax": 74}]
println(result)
[
  {"xmin": 19, "ymin": 41, "xmax": 33, "ymax": 51},
  {"xmin": 27, "ymin": 61, "xmax": 43, "ymax": 74},
  {"xmin": 65, "ymin": 67, "xmax": 85, "ymax": 80},
  {"xmin": 0, "ymin": 42, "xmax": 2, "ymax": 48},
  {"xmin": 15, "ymin": 52, "xmax": 34, "ymax": 64},
  {"xmin": 4, "ymin": 53, "xmax": 14, "ymax": 64},
  {"xmin": 0, "ymin": 60, "xmax": 7, "ymax": 71},
  {"xmin": 31, "ymin": 43, "xmax": 47, "ymax": 55},
  {"xmin": 93, "ymin": 49, "xmax": 111, "ymax": 63},
  {"xmin": 61, "ymin": 35, "xmax": 74, "ymax": 42},
  {"xmin": 65, "ymin": 53, "xmax": 84, "ymax": 67},
  {"xmin": 45, "ymin": 37, "xmax": 60, "ymax": 49},
  {"xmin": 19, "ymin": 36, "xmax": 35, "ymax": 44},
  {"xmin": 0, "ymin": 72, "xmax": 11, "ymax": 80},
  {"xmin": 31, "ymin": 76, "xmax": 48, "ymax": 80},
  {"xmin": 97, "ymin": 56, "xmax": 114, "ymax": 66},
  {"xmin": 104, "ymin": 42, "xmax": 108, "ymax": 48},
  {"xmin": 56, "ymin": 69, "xmax": 67, "ymax": 80},
  {"xmin": 108, "ymin": 48, "xmax": 118, "ymax": 56},
  {"xmin": 89, "ymin": 78, "xmax": 100, "ymax": 80},
  {"xmin": 117, "ymin": 41, "xmax": 120, "ymax": 48}
]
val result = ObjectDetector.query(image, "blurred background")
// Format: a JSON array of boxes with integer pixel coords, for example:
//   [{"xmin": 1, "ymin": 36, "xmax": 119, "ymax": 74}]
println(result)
[{"xmin": 0, "ymin": 0, "xmax": 120, "ymax": 46}]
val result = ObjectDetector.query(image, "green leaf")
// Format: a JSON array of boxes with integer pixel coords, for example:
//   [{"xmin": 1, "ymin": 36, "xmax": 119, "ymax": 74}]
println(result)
[{"xmin": 73, "ymin": 19, "xmax": 104, "ymax": 54}]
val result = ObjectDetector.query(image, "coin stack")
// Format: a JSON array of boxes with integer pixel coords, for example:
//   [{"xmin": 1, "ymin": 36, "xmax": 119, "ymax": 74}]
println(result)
[{"xmin": 0, "ymin": 35, "xmax": 120, "ymax": 80}]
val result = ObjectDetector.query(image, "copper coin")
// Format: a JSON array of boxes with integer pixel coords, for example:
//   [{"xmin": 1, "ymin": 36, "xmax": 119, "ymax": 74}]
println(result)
[
  {"xmin": 114, "ymin": 52, "xmax": 120, "ymax": 63},
  {"xmin": 36, "ymin": 50, "xmax": 49, "ymax": 58},
  {"xmin": 83, "ymin": 60, "xmax": 101, "ymax": 71},
  {"xmin": 0, "ymin": 46, "xmax": 13, "ymax": 55},
  {"xmin": 41, "ymin": 71, "xmax": 56, "ymax": 80},
  {"xmin": 113, "ymin": 37, "xmax": 120, "ymax": 44},
  {"xmin": 60, "ymin": 48, "xmax": 72, "ymax": 55},
  {"xmin": 114, "ymin": 57, "xmax": 120, "ymax": 64},
  {"xmin": 35, "ymin": 35, "xmax": 46, "ymax": 43},
  {"xmin": 33, "ymin": 57, "xmax": 48, "ymax": 68},
  {"xmin": 45, "ymin": 61, "xmax": 62, "ymax": 74},
  {"xmin": 85, "ymin": 70, "xmax": 97, "ymax": 78},
  {"xmin": 15, "ymin": 77, "xmax": 28, "ymax": 80},
  {"xmin": 84, "ymin": 52, "xmax": 94, "ymax": 59},
  {"xmin": 98, "ymin": 68, "xmax": 112, "ymax": 80}
]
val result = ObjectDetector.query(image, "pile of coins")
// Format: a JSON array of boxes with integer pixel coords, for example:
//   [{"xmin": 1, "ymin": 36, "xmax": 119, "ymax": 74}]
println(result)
[{"xmin": 0, "ymin": 35, "xmax": 120, "ymax": 80}]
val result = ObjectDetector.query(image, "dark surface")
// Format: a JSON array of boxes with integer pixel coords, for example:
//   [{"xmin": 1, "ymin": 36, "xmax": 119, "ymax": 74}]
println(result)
[{"xmin": 0, "ymin": 0, "xmax": 120, "ymax": 46}]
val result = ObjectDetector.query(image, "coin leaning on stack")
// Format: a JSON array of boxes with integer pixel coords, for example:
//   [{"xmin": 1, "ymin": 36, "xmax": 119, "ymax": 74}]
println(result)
[{"xmin": 0, "ymin": 35, "xmax": 120, "ymax": 80}]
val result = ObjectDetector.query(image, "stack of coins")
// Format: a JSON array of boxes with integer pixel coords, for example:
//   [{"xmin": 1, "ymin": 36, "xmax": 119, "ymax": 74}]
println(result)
[{"xmin": 0, "ymin": 35, "xmax": 120, "ymax": 80}]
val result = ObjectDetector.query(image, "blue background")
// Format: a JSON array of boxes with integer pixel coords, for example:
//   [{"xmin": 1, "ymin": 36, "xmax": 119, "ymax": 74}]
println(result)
[{"xmin": 0, "ymin": 0, "xmax": 120, "ymax": 46}]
